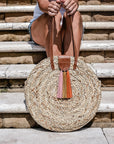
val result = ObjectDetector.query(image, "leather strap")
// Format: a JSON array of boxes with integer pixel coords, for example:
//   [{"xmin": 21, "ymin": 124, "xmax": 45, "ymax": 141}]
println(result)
[
  {"xmin": 49, "ymin": 17, "xmax": 55, "ymax": 70},
  {"xmin": 70, "ymin": 16, "xmax": 77, "ymax": 70},
  {"xmin": 49, "ymin": 16, "xmax": 77, "ymax": 70}
]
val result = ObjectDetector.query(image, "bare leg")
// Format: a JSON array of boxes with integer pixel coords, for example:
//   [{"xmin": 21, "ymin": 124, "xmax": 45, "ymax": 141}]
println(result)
[
  {"xmin": 31, "ymin": 13, "xmax": 62, "ymax": 57},
  {"xmin": 63, "ymin": 11, "xmax": 83, "ymax": 59}
]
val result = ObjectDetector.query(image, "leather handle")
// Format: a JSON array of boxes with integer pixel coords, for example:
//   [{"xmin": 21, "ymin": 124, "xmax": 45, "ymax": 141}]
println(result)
[
  {"xmin": 49, "ymin": 16, "xmax": 55, "ymax": 70},
  {"xmin": 70, "ymin": 16, "xmax": 77, "ymax": 70},
  {"xmin": 49, "ymin": 16, "xmax": 77, "ymax": 70}
]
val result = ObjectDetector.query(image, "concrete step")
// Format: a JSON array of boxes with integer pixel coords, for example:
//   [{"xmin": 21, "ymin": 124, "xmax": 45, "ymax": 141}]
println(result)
[
  {"xmin": 0, "ymin": 41, "xmax": 114, "ymax": 52},
  {"xmin": 0, "ymin": 90, "xmax": 114, "ymax": 113},
  {"xmin": 0, "ymin": 128, "xmax": 113, "ymax": 144},
  {"xmin": 0, "ymin": 63, "xmax": 114, "ymax": 79},
  {"xmin": 0, "ymin": 22, "xmax": 114, "ymax": 30},
  {"xmin": 0, "ymin": 5, "xmax": 114, "ymax": 13}
]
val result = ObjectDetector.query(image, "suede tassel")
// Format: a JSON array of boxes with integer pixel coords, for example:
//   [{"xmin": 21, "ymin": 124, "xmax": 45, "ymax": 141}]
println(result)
[
  {"xmin": 57, "ymin": 70, "xmax": 72, "ymax": 99},
  {"xmin": 62, "ymin": 71, "xmax": 67, "ymax": 98},
  {"xmin": 57, "ymin": 70, "xmax": 63, "ymax": 98},
  {"xmin": 66, "ymin": 71, "xmax": 72, "ymax": 98}
]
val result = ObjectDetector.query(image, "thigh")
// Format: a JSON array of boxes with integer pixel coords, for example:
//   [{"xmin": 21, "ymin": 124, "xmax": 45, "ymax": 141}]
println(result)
[
  {"xmin": 31, "ymin": 13, "xmax": 50, "ymax": 47},
  {"xmin": 31, "ymin": 12, "xmax": 63, "ymax": 57}
]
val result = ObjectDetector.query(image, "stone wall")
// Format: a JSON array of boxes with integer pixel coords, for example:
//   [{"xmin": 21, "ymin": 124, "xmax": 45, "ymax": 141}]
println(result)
[
  {"xmin": 0, "ymin": 0, "xmax": 114, "ymax": 6},
  {"xmin": 0, "ymin": 29, "xmax": 114, "ymax": 42},
  {"xmin": 1, "ymin": 12, "xmax": 113, "ymax": 23},
  {"xmin": 0, "ymin": 50, "xmax": 114, "ymax": 65},
  {"xmin": 0, "ymin": 113, "xmax": 114, "ymax": 128}
]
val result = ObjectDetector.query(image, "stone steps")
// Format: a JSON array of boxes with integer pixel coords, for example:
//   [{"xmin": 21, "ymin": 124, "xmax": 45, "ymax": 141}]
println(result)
[
  {"xmin": 0, "ymin": 91, "xmax": 114, "ymax": 113},
  {"xmin": 0, "ymin": 40, "xmax": 114, "ymax": 52},
  {"xmin": 0, "ymin": 128, "xmax": 113, "ymax": 144},
  {"xmin": 0, "ymin": 1, "xmax": 113, "ymax": 129},
  {"xmin": 0, "ymin": 22, "xmax": 114, "ymax": 30},
  {"xmin": 0, "ymin": 63, "xmax": 114, "ymax": 79},
  {"xmin": 0, "ymin": 5, "xmax": 114, "ymax": 12}
]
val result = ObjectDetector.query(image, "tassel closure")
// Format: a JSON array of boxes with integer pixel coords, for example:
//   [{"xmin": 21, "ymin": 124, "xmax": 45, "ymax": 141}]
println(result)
[{"xmin": 57, "ymin": 70, "xmax": 72, "ymax": 99}]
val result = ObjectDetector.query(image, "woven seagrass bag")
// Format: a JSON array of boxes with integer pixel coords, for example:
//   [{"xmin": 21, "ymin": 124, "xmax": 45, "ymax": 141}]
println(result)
[{"xmin": 24, "ymin": 16, "xmax": 101, "ymax": 132}]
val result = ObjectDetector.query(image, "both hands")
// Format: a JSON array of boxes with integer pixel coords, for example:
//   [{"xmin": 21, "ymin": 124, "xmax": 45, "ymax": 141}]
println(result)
[{"xmin": 48, "ymin": 0, "xmax": 79, "ymax": 16}]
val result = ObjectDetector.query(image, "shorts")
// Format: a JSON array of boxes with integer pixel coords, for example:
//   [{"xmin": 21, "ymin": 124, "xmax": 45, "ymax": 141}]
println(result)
[{"xmin": 28, "ymin": 19, "xmax": 84, "ymax": 43}]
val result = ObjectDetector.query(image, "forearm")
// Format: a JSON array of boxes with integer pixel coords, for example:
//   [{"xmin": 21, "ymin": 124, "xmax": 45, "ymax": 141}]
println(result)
[{"xmin": 37, "ymin": 0, "xmax": 49, "ymax": 13}]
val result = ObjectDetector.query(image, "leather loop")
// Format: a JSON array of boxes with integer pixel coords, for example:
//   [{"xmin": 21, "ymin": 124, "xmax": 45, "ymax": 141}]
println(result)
[{"xmin": 58, "ymin": 55, "xmax": 70, "ymax": 71}]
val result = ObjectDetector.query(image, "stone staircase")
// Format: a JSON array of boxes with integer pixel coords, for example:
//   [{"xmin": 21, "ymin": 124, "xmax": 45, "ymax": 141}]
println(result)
[{"xmin": 0, "ymin": 0, "xmax": 114, "ymax": 136}]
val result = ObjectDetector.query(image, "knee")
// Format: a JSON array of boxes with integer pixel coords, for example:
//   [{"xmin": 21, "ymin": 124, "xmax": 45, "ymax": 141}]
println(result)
[{"xmin": 73, "ymin": 11, "xmax": 82, "ymax": 25}]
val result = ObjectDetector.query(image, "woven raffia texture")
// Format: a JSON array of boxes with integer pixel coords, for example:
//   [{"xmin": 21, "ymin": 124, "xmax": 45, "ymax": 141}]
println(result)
[{"xmin": 24, "ymin": 56, "xmax": 101, "ymax": 132}]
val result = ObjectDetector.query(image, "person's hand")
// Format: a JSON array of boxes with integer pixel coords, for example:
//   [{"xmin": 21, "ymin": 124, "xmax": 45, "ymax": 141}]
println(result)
[
  {"xmin": 48, "ymin": 0, "xmax": 61, "ymax": 16},
  {"xmin": 61, "ymin": 0, "xmax": 79, "ymax": 15}
]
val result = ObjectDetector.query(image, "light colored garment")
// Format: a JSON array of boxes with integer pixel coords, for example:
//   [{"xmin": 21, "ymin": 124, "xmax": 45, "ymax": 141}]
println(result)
[{"xmin": 30, "ymin": 1, "xmax": 66, "ymax": 23}]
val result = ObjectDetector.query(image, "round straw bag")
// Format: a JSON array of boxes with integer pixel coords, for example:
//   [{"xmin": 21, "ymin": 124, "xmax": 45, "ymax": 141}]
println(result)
[{"xmin": 24, "ymin": 17, "xmax": 101, "ymax": 132}]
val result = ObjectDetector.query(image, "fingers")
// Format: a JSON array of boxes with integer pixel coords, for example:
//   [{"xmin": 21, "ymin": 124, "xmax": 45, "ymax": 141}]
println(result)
[
  {"xmin": 48, "ymin": 1, "xmax": 60, "ymax": 11},
  {"xmin": 66, "ymin": 2, "xmax": 76, "ymax": 13},
  {"xmin": 48, "ymin": 1, "xmax": 61, "ymax": 16},
  {"xmin": 67, "ymin": 6, "xmax": 77, "ymax": 15},
  {"xmin": 64, "ymin": 0, "xmax": 71, "ymax": 7},
  {"xmin": 62, "ymin": 0, "xmax": 79, "ymax": 16}
]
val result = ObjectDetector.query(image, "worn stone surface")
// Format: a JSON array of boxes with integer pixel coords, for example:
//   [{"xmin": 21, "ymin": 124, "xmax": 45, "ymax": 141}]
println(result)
[
  {"xmin": 102, "ymin": 0, "xmax": 114, "ymax": 5},
  {"xmin": 93, "ymin": 14, "xmax": 114, "ymax": 22},
  {"xmin": 83, "ymin": 34, "xmax": 109, "ymax": 40},
  {"xmin": 91, "ymin": 122, "xmax": 114, "ymax": 128},
  {"xmin": 0, "ymin": 53, "xmax": 46, "ymax": 64},
  {"xmin": 104, "ymin": 51, "xmax": 114, "ymax": 59},
  {"xmin": 0, "ymin": 34, "xmax": 30, "ymax": 41},
  {"xmin": 9, "ymin": 79, "xmax": 25, "ymax": 88},
  {"xmin": 0, "ymin": 92, "xmax": 28, "ymax": 113},
  {"xmin": 105, "ymin": 58, "xmax": 114, "ymax": 63},
  {"xmin": 2, "ymin": 114, "xmax": 36, "ymax": 128},
  {"xmin": 109, "ymin": 33, "xmax": 114, "ymax": 40},
  {"xmin": 0, "ymin": 128, "xmax": 108, "ymax": 144},
  {"xmin": 112, "ymin": 113, "xmax": 114, "ymax": 122},
  {"xmin": 79, "ymin": 0, "xmax": 87, "ymax": 5},
  {"xmin": 82, "ymin": 13, "xmax": 91, "ymax": 22},
  {"xmin": 0, "ymin": 41, "xmax": 113, "ymax": 52},
  {"xmin": 0, "ymin": 14, "xmax": 4, "ymax": 20},
  {"xmin": 80, "ymin": 51, "xmax": 104, "ymax": 57},
  {"xmin": 0, "ymin": 0, "xmax": 6, "ymax": 6},
  {"xmin": 101, "ymin": 78, "xmax": 114, "ymax": 87},
  {"xmin": 0, "ymin": 88, "xmax": 8, "ymax": 93},
  {"xmin": 8, "ymin": 0, "xmax": 31, "ymax": 5},
  {"xmin": 4, "ymin": 88, "xmax": 24, "ymax": 92},
  {"xmin": 0, "ymin": 20, "xmax": 5, "ymax": 23},
  {"xmin": 0, "ymin": 65, "xmax": 8, "ymax": 79},
  {"xmin": 0, "ymin": 31, "xmax": 30, "ymax": 41},
  {"xmin": 0, "ymin": 63, "xmax": 113, "ymax": 79},
  {"xmin": 0, "ymin": 79, "xmax": 8, "ymax": 88},
  {"xmin": 83, "ymin": 30, "xmax": 110, "ymax": 40},
  {"xmin": 0, "ymin": 114, "xmax": 2, "ymax": 128},
  {"xmin": 92, "ymin": 63, "xmax": 114, "ymax": 78},
  {"xmin": 84, "ymin": 55, "xmax": 104, "ymax": 63},
  {"xmin": 32, "ymin": 0, "xmax": 37, "ymax": 4},
  {"xmin": 87, "ymin": 0, "xmax": 101, "ymax": 5},
  {"xmin": 103, "ymin": 128, "xmax": 114, "ymax": 144},
  {"xmin": 0, "ymin": 91, "xmax": 114, "ymax": 113},
  {"xmin": 93, "ymin": 113, "xmax": 111, "ymax": 123},
  {"xmin": 5, "ymin": 13, "xmax": 33, "ymax": 23}
]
